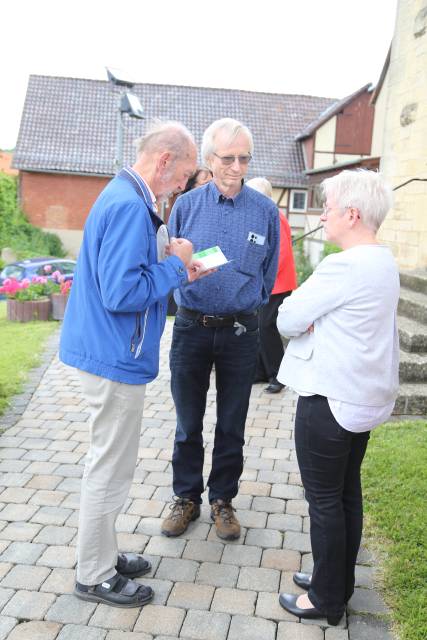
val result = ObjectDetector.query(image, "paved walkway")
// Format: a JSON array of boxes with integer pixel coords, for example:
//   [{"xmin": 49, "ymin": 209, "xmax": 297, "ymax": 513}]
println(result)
[{"xmin": 0, "ymin": 321, "xmax": 393, "ymax": 640}]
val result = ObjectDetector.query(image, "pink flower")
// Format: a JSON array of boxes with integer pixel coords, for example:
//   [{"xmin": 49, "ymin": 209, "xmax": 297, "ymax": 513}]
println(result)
[
  {"xmin": 44, "ymin": 264, "xmax": 52, "ymax": 273},
  {"xmin": 58, "ymin": 275, "xmax": 65, "ymax": 283},
  {"xmin": 32, "ymin": 276, "xmax": 48, "ymax": 284},
  {"xmin": 52, "ymin": 270, "xmax": 62, "ymax": 281},
  {"xmin": 0, "ymin": 278, "xmax": 21, "ymax": 295},
  {"xmin": 60, "ymin": 280, "xmax": 72, "ymax": 295},
  {"xmin": 1, "ymin": 275, "xmax": 55, "ymax": 301}
]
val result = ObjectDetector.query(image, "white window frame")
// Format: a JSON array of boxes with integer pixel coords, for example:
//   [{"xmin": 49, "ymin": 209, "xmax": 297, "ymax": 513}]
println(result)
[{"xmin": 289, "ymin": 189, "xmax": 308, "ymax": 213}]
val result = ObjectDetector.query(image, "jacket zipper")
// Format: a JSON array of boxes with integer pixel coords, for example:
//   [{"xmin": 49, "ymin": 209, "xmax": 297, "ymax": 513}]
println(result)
[{"xmin": 130, "ymin": 308, "xmax": 149, "ymax": 358}]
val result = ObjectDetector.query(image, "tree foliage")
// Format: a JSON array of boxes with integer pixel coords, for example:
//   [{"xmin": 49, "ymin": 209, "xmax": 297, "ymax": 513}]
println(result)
[
  {"xmin": 0, "ymin": 173, "xmax": 66, "ymax": 260},
  {"xmin": 293, "ymin": 241, "xmax": 313, "ymax": 285}
]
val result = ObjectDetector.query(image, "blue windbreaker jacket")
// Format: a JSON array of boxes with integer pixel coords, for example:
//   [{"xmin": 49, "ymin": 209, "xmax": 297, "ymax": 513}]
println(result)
[{"xmin": 59, "ymin": 169, "xmax": 187, "ymax": 384}]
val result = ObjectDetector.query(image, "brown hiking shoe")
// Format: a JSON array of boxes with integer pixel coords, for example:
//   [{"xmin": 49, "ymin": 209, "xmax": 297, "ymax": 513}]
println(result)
[
  {"xmin": 210, "ymin": 499, "xmax": 241, "ymax": 540},
  {"xmin": 161, "ymin": 497, "xmax": 200, "ymax": 537}
]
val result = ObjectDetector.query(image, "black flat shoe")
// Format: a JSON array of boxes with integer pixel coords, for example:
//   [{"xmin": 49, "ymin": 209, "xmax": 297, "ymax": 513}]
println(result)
[
  {"xmin": 278, "ymin": 593, "xmax": 342, "ymax": 626},
  {"xmin": 264, "ymin": 378, "xmax": 285, "ymax": 393},
  {"xmin": 293, "ymin": 572, "xmax": 311, "ymax": 591}
]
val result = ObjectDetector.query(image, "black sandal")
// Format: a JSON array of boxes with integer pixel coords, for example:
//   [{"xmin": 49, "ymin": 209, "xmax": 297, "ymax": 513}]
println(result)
[
  {"xmin": 74, "ymin": 573, "xmax": 153, "ymax": 608},
  {"xmin": 116, "ymin": 552, "xmax": 151, "ymax": 578}
]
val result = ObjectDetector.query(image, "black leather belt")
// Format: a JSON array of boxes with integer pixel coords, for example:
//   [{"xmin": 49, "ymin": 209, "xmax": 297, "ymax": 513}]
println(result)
[{"xmin": 177, "ymin": 306, "xmax": 258, "ymax": 328}]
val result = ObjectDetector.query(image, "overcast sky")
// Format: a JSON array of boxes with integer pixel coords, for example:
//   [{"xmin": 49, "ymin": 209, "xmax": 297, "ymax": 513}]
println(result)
[{"xmin": 1, "ymin": 0, "xmax": 398, "ymax": 150}]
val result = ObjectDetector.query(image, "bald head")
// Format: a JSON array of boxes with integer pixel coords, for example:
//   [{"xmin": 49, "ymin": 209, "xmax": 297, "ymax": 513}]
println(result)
[
  {"xmin": 135, "ymin": 120, "xmax": 196, "ymax": 161},
  {"xmin": 133, "ymin": 120, "xmax": 197, "ymax": 201}
]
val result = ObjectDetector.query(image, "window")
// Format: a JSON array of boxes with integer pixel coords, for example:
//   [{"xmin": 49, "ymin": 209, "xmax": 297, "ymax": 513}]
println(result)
[
  {"xmin": 36, "ymin": 264, "xmax": 52, "ymax": 275},
  {"xmin": 57, "ymin": 261, "xmax": 76, "ymax": 275},
  {"xmin": 36, "ymin": 261, "xmax": 76, "ymax": 276},
  {"xmin": 289, "ymin": 190, "xmax": 307, "ymax": 212},
  {"xmin": 1, "ymin": 265, "xmax": 24, "ymax": 280}
]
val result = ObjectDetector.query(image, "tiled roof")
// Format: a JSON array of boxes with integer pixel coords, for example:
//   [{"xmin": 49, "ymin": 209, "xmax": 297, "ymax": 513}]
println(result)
[
  {"xmin": 13, "ymin": 75, "xmax": 336, "ymax": 187},
  {"xmin": 295, "ymin": 83, "xmax": 372, "ymax": 141}
]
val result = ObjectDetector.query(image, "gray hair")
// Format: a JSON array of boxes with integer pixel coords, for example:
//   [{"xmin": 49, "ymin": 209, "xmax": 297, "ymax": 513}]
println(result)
[
  {"xmin": 246, "ymin": 177, "xmax": 273, "ymax": 199},
  {"xmin": 321, "ymin": 169, "xmax": 393, "ymax": 232},
  {"xmin": 201, "ymin": 118, "xmax": 254, "ymax": 167},
  {"xmin": 135, "ymin": 120, "xmax": 195, "ymax": 159}
]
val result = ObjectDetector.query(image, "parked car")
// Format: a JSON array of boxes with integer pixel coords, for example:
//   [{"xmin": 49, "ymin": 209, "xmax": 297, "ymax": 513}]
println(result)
[{"xmin": 0, "ymin": 257, "xmax": 77, "ymax": 287}]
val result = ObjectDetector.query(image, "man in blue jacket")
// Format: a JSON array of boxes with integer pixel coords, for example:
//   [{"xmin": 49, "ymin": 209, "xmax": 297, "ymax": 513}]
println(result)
[{"xmin": 60, "ymin": 121, "xmax": 199, "ymax": 608}]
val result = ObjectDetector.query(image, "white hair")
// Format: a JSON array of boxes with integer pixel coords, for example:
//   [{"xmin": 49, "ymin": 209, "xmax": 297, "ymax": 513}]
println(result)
[
  {"xmin": 321, "ymin": 169, "xmax": 393, "ymax": 232},
  {"xmin": 246, "ymin": 177, "xmax": 273, "ymax": 199},
  {"xmin": 201, "ymin": 118, "xmax": 254, "ymax": 167},
  {"xmin": 135, "ymin": 120, "xmax": 195, "ymax": 159}
]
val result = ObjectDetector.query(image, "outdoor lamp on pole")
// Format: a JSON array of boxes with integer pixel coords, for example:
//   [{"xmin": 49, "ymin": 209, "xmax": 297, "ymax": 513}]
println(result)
[{"xmin": 106, "ymin": 67, "xmax": 144, "ymax": 174}]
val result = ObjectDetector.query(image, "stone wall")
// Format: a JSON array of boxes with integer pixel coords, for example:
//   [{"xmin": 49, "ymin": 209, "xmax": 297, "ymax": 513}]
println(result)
[{"xmin": 377, "ymin": 0, "xmax": 427, "ymax": 269}]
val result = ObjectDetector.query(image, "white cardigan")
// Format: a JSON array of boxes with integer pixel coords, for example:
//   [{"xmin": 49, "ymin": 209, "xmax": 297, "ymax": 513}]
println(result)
[{"xmin": 277, "ymin": 245, "xmax": 400, "ymax": 407}]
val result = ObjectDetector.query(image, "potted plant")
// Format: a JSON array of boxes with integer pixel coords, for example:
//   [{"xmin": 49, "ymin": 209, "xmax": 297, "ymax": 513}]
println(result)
[
  {"xmin": 0, "ymin": 275, "xmax": 53, "ymax": 322},
  {"xmin": 50, "ymin": 276, "xmax": 72, "ymax": 320}
]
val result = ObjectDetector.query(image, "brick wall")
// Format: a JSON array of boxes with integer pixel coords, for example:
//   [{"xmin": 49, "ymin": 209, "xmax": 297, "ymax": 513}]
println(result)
[{"xmin": 20, "ymin": 171, "xmax": 110, "ymax": 231}]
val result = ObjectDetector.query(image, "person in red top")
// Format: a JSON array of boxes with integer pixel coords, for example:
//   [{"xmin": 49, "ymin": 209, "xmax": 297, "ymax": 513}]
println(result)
[{"xmin": 246, "ymin": 178, "xmax": 297, "ymax": 393}]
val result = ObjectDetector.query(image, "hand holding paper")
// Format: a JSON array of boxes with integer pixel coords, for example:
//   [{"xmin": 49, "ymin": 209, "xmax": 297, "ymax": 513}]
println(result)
[
  {"xmin": 186, "ymin": 260, "xmax": 217, "ymax": 282},
  {"xmin": 192, "ymin": 246, "xmax": 230, "ymax": 271}
]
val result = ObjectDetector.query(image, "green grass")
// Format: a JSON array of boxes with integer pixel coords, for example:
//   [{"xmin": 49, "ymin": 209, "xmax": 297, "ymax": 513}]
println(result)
[
  {"xmin": 0, "ymin": 301, "xmax": 58, "ymax": 416},
  {"xmin": 362, "ymin": 420, "xmax": 427, "ymax": 640}
]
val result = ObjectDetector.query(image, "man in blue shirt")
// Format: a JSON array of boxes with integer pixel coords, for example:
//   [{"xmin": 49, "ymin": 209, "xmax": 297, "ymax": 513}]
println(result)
[{"xmin": 162, "ymin": 118, "xmax": 280, "ymax": 540}]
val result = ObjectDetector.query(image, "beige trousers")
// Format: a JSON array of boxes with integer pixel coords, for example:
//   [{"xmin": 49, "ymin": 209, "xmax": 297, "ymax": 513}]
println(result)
[{"xmin": 77, "ymin": 370, "xmax": 146, "ymax": 585}]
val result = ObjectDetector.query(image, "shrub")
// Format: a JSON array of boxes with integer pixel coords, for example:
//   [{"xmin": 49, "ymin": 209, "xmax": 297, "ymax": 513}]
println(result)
[
  {"xmin": 0, "ymin": 174, "xmax": 66, "ymax": 259},
  {"xmin": 322, "ymin": 242, "xmax": 342, "ymax": 258},
  {"xmin": 293, "ymin": 241, "xmax": 313, "ymax": 285}
]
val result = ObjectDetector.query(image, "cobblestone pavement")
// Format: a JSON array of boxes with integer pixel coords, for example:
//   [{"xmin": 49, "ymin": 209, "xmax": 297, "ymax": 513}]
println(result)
[{"xmin": 0, "ymin": 321, "xmax": 394, "ymax": 639}]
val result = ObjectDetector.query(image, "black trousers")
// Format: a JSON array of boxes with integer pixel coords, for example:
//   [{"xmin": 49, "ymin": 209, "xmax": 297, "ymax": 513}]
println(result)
[
  {"xmin": 170, "ymin": 312, "xmax": 259, "ymax": 503},
  {"xmin": 256, "ymin": 291, "xmax": 290, "ymax": 381},
  {"xmin": 294, "ymin": 395, "xmax": 370, "ymax": 617}
]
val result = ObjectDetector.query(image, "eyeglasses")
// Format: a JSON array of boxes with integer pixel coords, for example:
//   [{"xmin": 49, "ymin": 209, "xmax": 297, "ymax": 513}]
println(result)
[
  {"xmin": 322, "ymin": 205, "xmax": 334, "ymax": 217},
  {"xmin": 323, "ymin": 203, "xmax": 351, "ymax": 216},
  {"xmin": 213, "ymin": 152, "xmax": 252, "ymax": 166},
  {"xmin": 322, "ymin": 204, "xmax": 359, "ymax": 219}
]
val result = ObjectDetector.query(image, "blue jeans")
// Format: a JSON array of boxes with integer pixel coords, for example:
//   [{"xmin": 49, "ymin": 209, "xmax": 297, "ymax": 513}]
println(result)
[
  {"xmin": 295, "ymin": 395, "xmax": 370, "ymax": 618},
  {"xmin": 170, "ymin": 312, "xmax": 259, "ymax": 503}
]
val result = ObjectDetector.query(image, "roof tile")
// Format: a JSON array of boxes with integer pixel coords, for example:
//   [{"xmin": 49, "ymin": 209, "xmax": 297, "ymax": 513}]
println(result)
[{"xmin": 13, "ymin": 75, "xmax": 336, "ymax": 187}]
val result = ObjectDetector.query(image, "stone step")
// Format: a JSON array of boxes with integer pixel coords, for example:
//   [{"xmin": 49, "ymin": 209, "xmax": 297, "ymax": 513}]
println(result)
[
  {"xmin": 398, "ymin": 287, "xmax": 427, "ymax": 325},
  {"xmin": 398, "ymin": 315, "xmax": 427, "ymax": 353},
  {"xmin": 400, "ymin": 269, "xmax": 427, "ymax": 295},
  {"xmin": 394, "ymin": 382, "xmax": 427, "ymax": 416},
  {"xmin": 399, "ymin": 350, "xmax": 427, "ymax": 383}
]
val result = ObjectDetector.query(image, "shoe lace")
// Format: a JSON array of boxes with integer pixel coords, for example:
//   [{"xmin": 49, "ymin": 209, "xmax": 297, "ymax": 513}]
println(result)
[
  {"xmin": 213, "ymin": 501, "xmax": 236, "ymax": 524},
  {"xmin": 168, "ymin": 496, "xmax": 192, "ymax": 521}
]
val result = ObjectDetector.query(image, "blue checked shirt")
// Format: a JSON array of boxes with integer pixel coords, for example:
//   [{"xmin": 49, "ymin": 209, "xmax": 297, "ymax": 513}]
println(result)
[{"xmin": 168, "ymin": 181, "xmax": 280, "ymax": 315}]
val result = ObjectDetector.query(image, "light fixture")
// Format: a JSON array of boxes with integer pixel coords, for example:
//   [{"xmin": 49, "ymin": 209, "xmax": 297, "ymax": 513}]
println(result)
[{"xmin": 106, "ymin": 67, "xmax": 144, "ymax": 172}]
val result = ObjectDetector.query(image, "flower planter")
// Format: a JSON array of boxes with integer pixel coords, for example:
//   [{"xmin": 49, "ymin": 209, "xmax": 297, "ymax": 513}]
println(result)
[
  {"xmin": 51, "ymin": 293, "xmax": 69, "ymax": 320},
  {"xmin": 7, "ymin": 298, "xmax": 51, "ymax": 322}
]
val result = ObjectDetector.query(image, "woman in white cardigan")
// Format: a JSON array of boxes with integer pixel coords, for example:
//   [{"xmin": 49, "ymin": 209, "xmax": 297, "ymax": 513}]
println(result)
[{"xmin": 277, "ymin": 169, "xmax": 399, "ymax": 626}]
